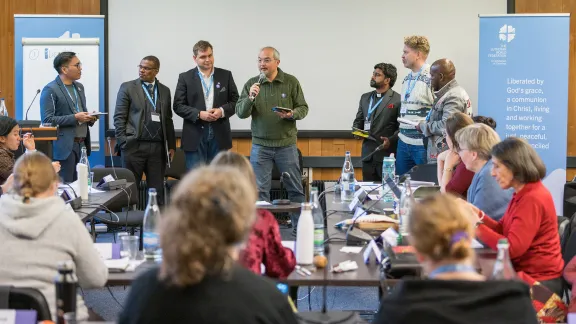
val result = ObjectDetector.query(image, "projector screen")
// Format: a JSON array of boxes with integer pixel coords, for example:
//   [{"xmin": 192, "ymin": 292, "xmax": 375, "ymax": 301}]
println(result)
[{"xmin": 108, "ymin": 0, "xmax": 507, "ymax": 131}]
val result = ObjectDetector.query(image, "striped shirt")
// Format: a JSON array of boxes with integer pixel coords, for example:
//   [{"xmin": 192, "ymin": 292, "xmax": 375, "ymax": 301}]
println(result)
[{"xmin": 398, "ymin": 64, "xmax": 435, "ymax": 145}]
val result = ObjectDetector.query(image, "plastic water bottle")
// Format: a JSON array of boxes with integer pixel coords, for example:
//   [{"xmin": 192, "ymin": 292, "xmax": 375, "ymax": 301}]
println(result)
[
  {"xmin": 333, "ymin": 179, "xmax": 342, "ymax": 204},
  {"xmin": 296, "ymin": 202, "xmax": 314, "ymax": 265},
  {"xmin": 393, "ymin": 175, "xmax": 401, "ymax": 215},
  {"xmin": 381, "ymin": 153, "xmax": 396, "ymax": 203},
  {"xmin": 54, "ymin": 261, "xmax": 77, "ymax": 324},
  {"xmin": 0, "ymin": 98, "xmax": 7, "ymax": 117},
  {"xmin": 143, "ymin": 188, "xmax": 162, "ymax": 260},
  {"xmin": 340, "ymin": 151, "xmax": 355, "ymax": 202},
  {"xmin": 399, "ymin": 174, "xmax": 413, "ymax": 237},
  {"xmin": 79, "ymin": 146, "xmax": 91, "ymax": 192},
  {"xmin": 490, "ymin": 238, "xmax": 517, "ymax": 279},
  {"xmin": 310, "ymin": 188, "xmax": 325, "ymax": 256}
]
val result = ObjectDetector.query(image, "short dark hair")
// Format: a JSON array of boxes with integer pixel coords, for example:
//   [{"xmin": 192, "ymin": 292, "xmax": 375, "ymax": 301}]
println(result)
[
  {"xmin": 0, "ymin": 116, "xmax": 18, "ymax": 137},
  {"xmin": 491, "ymin": 137, "xmax": 546, "ymax": 183},
  {"xmin": 473, "ymin": 115, "xmax": 497, "ymax": 130},
  {"xmin": 142, "ymin": 56, "xmax": 160, "ymax": 69},
  {"xmin": 193, "ymin": 40, "xmax": 213, "ymax": 56},
  {"xmin": 53, "ymin": 51, "xmax": 76, "ymax": 74},
  {"xmin": 374, "ymin": 63, "xmax": 397, "ymax": 87}
]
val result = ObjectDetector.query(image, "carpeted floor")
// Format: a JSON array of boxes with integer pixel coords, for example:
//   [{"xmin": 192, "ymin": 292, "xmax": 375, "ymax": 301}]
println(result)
[{"xmin": 84, "ymin": 230, "xmax": 380, "ymax": 322}]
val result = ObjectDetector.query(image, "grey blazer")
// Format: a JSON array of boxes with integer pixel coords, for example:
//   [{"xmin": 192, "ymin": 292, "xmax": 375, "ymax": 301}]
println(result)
[{"xmin": 40, "ymin": 76, "xmax": 92, "ymax": 161}]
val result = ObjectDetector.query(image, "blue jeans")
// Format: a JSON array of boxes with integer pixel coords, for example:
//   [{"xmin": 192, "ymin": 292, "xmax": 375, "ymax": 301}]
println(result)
[
  {"xmin": 396, "ymin": 139, "xmax": 427, "ymax": 175},
  {"xmin": 250, "ymin": 144, "xmax": 305, "ymax": 227},
  {"xmin": 185, "ymin": 125, "xmax": 220, "ymax": 170}
]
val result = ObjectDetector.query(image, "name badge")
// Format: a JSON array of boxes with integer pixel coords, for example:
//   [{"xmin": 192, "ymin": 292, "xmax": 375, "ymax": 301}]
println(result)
[
  {"xmin": 364, "ymin": 121, "xmax": 371, "ymax": 131},
  {"xmin": 400, "ymin": 106, "xmax": 407, "ymax": 116},
  {"xmin": 151, "ymin": 113, "xmax": 160, "ymax": 123}
]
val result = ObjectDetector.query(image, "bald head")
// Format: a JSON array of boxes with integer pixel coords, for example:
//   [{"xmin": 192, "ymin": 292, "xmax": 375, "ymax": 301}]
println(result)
[{"xmin": 430, "ymin": 58, "xmax": 456, "ymax": 91}]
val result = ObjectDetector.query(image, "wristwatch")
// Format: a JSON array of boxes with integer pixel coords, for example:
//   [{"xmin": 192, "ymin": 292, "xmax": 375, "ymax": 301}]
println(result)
[{"xmin": 444, "ymin": 166, "xmax": 457, "ymax": 172}]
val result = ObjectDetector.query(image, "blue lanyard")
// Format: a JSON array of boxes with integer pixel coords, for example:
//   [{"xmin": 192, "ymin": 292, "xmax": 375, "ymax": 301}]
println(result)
[
  {"xmin": 404, "ymin": 65, "xmax": 424, "ymax": 101},
  {"xmin": 198, "ymin": 70, "xmax": 214, "ymax": 99},
  {"xmin": 367, "ymin": 93, "xmax": 384, "ymax": 120},
  {"xmin": 64, "ymin": 85, "xmax": 80, "ymax": 112},
  {"xmin": 141, "ymin": 83, "xmax": 157, "ymax": 111},
  {"xmin": 428, "ymin": 264, "xmax": 477, "ymax": 279}
]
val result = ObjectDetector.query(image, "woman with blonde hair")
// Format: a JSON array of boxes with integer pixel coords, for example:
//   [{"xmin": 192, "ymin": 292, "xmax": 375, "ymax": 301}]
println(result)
[
  {"xmin": 0, "ymin": 152, "xmax": 107, "ymax": 321},
  {"xmin": 119, "ymin": 166, "xmax": 298, "ymax": 324},
  {"xmin": 456, "ymin": 123, "xmax": 512, "ymax": 221},
  {"xmin": 374, "ymin": 193, "xmax": 537, "ymax": 324},
  {"xmin": 211, "ymin": 151, "xmax": 296, "ymax": 279}
]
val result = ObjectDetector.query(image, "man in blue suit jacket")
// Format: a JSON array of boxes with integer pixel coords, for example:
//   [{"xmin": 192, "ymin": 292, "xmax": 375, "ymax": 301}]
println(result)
[{"xmin": 40, "ymin": 52, "xmax": 97, "ymax": 182}]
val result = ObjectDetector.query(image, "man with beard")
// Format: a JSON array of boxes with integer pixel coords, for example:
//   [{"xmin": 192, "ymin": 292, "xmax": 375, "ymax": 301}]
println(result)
[
  {"xmin": 416, "ymin": 58, "xmax": 472, "ymax": 163},
  {"xmin": 353, "ymin": 63, "xmax": 401, "ymax": 181}
]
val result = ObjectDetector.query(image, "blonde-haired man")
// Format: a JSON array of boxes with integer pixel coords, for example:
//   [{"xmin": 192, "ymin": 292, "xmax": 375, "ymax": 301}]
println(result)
[{"xmin": 396, "ymin": 36, "xmax": 435, "ymax": 175}]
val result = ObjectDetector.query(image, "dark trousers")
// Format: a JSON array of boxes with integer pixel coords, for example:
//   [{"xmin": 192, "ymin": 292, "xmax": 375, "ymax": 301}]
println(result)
[
  {"xmin": 122, "ymin": 141, "xmax": 166, "ymax": 205},
  {"xmin": 57, "ymin": 142, "xmax": 81, "ymax": 183},
  {"xmin": 362, "ymin": 160, "xmax": 383, "ymax": 182},
  {"xmin": 184, "ymin": 125, "xmax": 221, "ymax": 170}
]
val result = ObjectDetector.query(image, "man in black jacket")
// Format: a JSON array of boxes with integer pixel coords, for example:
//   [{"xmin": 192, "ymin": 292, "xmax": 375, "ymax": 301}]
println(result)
[
  {"xmin": 174, "ymin": 40, "xmax": 239, "ymax": 170},
  {"xmin": 352, "ymin": 63, "xmax": 401, "ymax": 181},
  {"xmin": 113, "ymin": 55, "xmax": 176, "ymax": 205}
]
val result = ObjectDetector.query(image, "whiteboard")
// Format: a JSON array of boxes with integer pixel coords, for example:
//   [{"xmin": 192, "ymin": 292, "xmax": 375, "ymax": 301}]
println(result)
[
  {"xmin": 108, "ymin": 0, "xmax": 507, "ymax": 131},
  {"xmin": 22, "ymin": 37, "xmax": 101, "ymax": 150}
]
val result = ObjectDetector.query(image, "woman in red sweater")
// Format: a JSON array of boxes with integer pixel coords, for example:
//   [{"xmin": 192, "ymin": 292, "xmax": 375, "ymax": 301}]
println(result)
[
  {"xmin": 463, "ymin": 137, "xmax": 564, "ymax": 296},
  {"xmin": 211, "ymin": 151, "xmax": 296, "ymax": 279},
  {"xmin": 437, "ymin": 112, "xmax": 475, "ymax": 197}
]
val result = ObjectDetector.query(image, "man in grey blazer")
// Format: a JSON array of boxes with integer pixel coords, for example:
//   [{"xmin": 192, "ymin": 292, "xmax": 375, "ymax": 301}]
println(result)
[
  {"xmin": 114, "ymin": 56, "xmax": 176, "ymax": 205},
  {"xmin": 40, "ymin": 52, "xmax": 97, "ymax": 182},
  {"xmin": 353, "ymin": 63, "xmax": 401, "ymax": 181}
]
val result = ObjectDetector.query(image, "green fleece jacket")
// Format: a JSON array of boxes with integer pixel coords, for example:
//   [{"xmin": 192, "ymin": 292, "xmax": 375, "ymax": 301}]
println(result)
[{"xmin": 236, "ymin": 69, "xmax": 308, "ymax": 147}]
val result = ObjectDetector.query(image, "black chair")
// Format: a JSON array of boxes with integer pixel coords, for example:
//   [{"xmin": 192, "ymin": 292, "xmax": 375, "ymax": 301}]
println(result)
[
  {"xmin": 559, "ymin": 216, "xmax": 570, "ymax": 251},
  {"xmin": 164, "ymin": 149, "xmax": 187, "ymax": 202},
  {"xmin": 270, "ymin": 148, "xmax": 305, "ymax": 200},
  {"xmin": 407, "ymin": 163, "xmax": 437, "ymax": 184},
  {"xmin": 0, "ymin": 286, "xmax": 51, "ymax": 321},
  {"xmin": 564, "ymin": 181, "xmax": 576, "ymax": 219},
  {"xmin": 91, "ymin": 167, "xmax": 144, "ymax": 248}
]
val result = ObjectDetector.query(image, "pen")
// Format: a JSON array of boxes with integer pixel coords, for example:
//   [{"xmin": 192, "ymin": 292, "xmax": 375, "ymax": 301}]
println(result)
[{"xmin": 295, "ymin": 265, "xmax": 312, "ymax": 276}]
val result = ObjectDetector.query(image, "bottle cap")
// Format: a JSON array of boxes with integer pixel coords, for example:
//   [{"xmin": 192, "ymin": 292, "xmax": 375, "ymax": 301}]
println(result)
[
  {"xmin": 301, "ymin": 202, "xmax": 312, "ymax": 210},
  {"xmin": 57, "ymin": 260, "xmax": 74, "ymax": 273}
]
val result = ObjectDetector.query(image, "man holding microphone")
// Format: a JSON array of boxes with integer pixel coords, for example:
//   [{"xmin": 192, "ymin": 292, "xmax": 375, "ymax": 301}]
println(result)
[{"xmin": 236, "ymin": 46, "xmax": 308, "ymax": 234}]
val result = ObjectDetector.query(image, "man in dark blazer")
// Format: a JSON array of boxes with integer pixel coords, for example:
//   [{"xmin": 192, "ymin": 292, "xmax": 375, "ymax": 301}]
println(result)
[
  {"xmin": 174, "ymin": 40, "xmax": 239, "ymax": 170},
  {"xmin": 114, "ymin": 55, "xmax": 176, "ymax": 205},
  {"xmin": 40, "ymin": 51, "xmax": 97, "ymax": 182},
  {"xmin": 353, "ymin": 63, "xmax": 401, "ymax": 181}
]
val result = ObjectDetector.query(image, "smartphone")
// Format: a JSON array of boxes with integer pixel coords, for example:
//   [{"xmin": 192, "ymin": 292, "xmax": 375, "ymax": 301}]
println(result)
[{"xmin": 272, "ymin": 107, "xmax": 293, "ymax": 113}]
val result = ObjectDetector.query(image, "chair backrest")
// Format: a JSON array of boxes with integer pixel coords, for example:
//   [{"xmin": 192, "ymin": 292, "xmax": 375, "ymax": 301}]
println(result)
[
  {"xmin": 559, "ymin": 216, "xmax": 570, "ymax": 252},
  {"xmin": 563, "ymin": 214, "xmax": 576, "ymax": 264},
  {"xmin": 0, "ymin": 286, "xmax": 51, "ymax": 321},
  {"xmin": 408, "ymin": 163, "xmax": 437, "ymax": 184},
  {"xmin": 165, "ymin": 149, "xmax": 187, "ymax": 179},
  {"xmin": 272, "ymin": 148, "xmax": 303, "ymax": 180}
]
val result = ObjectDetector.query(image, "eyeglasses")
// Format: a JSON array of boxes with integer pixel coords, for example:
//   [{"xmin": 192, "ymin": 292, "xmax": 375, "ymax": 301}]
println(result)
[
  {"xmin": 66, "ymin": 62, "xmax": 82, "ymax": 69},
  {"xmin": 137, "ymin": 65, "xmax": 157, "ymax": 71},
  {"xmin": 457, "ymin": 148, "xmax": 470, "ymax": 154},
  {"xmin": 258, "ymin": 58, "xmax": 275, "ymax": 64}
]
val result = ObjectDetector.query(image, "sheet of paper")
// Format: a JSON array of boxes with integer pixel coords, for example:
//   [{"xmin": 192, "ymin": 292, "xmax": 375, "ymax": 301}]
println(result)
[
  {"xmin": 93, "ymin": 243, "xmax": 113, "ymax": 260},
  {"xmin": 368, "ymin": 194, "xmax": 381, "ymax": 201},
  {"xmin": 256, "ymin": 201, "xmax": 271, "ymax": 206},
  {"xmin": 409, "ymin": 180, "xmax": 436, "ymax": 187},
  {"xmin": 340, "ymin": 246, "xmax": 363, "ymax": 254},
  {"xmin": 381, "ymin": 227, "xmax": 399, "ymax": 247},
  {"xmin": 472, "ymin": 239, "xmax": 484, "ymax": 248}
]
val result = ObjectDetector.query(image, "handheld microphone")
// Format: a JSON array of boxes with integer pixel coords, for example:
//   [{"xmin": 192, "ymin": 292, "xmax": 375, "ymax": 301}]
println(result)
[
  {"xmin": 18, "ymin": 89, "xmax": 42, "ymax": 128},
  {"xmin": 249, "ymin": 72, "xmax": 265, "ymax": 100},
  {"xmin": 272, "ymin": 172, "xmax": 291, "ymax": 205},
  {"xmin": 295, "ymin": 244, "xmax": 362, "ymax": 323},
  {"xmin": 362, "ymin": 143, "xmax": 387, "ymax": 162}
]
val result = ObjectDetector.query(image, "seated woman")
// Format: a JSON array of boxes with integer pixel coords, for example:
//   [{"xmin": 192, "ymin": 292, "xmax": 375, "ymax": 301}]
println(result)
[
  {"xmin": 119, "ymin": 166, "xmax": 298, "ymax": 324},
  {"xmin": 0, "ymin": 116, "xmax": 60, "ymax": 195},
  {"xmin": 0, "ymin": 152, "xmax": 107, "ymax": 321},
  {"xmin": 464, "ymin": 137, "xmax": 564, "ymax": 296},
  {"xmin": 455, "ymin": 123, "xmax": 512, "ymax": 221},
  {"xmin": 437, "ymin": 112, "xmax": 475, "ymax": 197},
  {"xmin": 374, "ymin": 194, "xmax": 537, "ymax": 324},
  {"xmin": 211, "ymin": 151, "xmax": 296, "ymax": 279}
]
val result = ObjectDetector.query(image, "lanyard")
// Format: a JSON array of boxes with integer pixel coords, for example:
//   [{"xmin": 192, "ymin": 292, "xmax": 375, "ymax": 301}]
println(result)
[
  {"xmin": 366, "ymin": 93, "xmax": 384, "ymax": 120},
  {"xmin": 64, "ymin": 85, "xmax": 80, "ymax": 113},
  {"xmin": 404, "ymin": 65, "xmax": 424, "ymax": 101},
  {"xmin": 141, "ymin": 83, "xmax": 158, "ymax": 111},
  {"xmin": 198, "ymin": 70, "xmax": 214, "ymax": 99},
  {"xmin": 428, "ymin": 264, "xmax": 477, "ymax": 279}
]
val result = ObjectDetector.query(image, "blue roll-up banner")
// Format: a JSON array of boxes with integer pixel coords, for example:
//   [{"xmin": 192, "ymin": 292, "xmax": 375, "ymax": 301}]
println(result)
[
  {"xmin": 478, "ymin": 14, "xmax": 570, "ymax": 215},
  {"xmin": 14, "ymin": 15, "xmax": 105, "ymax": 166}
]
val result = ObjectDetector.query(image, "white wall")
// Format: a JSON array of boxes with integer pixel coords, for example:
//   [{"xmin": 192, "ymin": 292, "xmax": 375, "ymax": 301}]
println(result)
[{"xmin": 108, "ymin": 0, "xmax": 507, "ymax": 131}]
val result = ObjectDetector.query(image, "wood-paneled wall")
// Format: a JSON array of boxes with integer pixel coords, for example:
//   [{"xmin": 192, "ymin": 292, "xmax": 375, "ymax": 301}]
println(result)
[
  {"xmin": 516, "ymin": 0, "xmax": 576, "ymax": 180},
  {"xmin": 0, "ymin": 0, "xmax": 100, "ymax": 117}
]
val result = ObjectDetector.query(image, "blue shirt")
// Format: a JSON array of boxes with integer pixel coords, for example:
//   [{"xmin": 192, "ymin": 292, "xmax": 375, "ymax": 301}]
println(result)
[{"xmin": 467, "ymin": 159, "xmax": 513, "ymax": 221}]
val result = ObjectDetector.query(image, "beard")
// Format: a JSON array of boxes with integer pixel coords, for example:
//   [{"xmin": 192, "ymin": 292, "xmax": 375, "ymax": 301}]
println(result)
[{"xmin": 370, "ymin": 80, "xmax": 381, "ymax": 88}]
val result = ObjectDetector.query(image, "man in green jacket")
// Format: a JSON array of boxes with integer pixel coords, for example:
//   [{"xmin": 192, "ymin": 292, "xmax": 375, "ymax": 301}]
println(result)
[{"xmin": 236, "ymin": 47, "xmax": 308, "ymax": 233}]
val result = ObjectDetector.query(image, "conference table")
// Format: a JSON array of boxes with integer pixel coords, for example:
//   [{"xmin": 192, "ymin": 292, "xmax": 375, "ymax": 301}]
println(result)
[{"xmin": 106, "ymin": 184, "xmax": 497, "ymax": 287}]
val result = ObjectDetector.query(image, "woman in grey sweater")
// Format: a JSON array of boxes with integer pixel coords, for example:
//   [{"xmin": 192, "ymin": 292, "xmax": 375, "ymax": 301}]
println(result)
[
  {"xmin": 0, "ymin": 152, "xmax": 107, "ymax": 321},
  {"xmin": 455, "ymin": 124, "xmax": 512, "ymax": 221}
]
